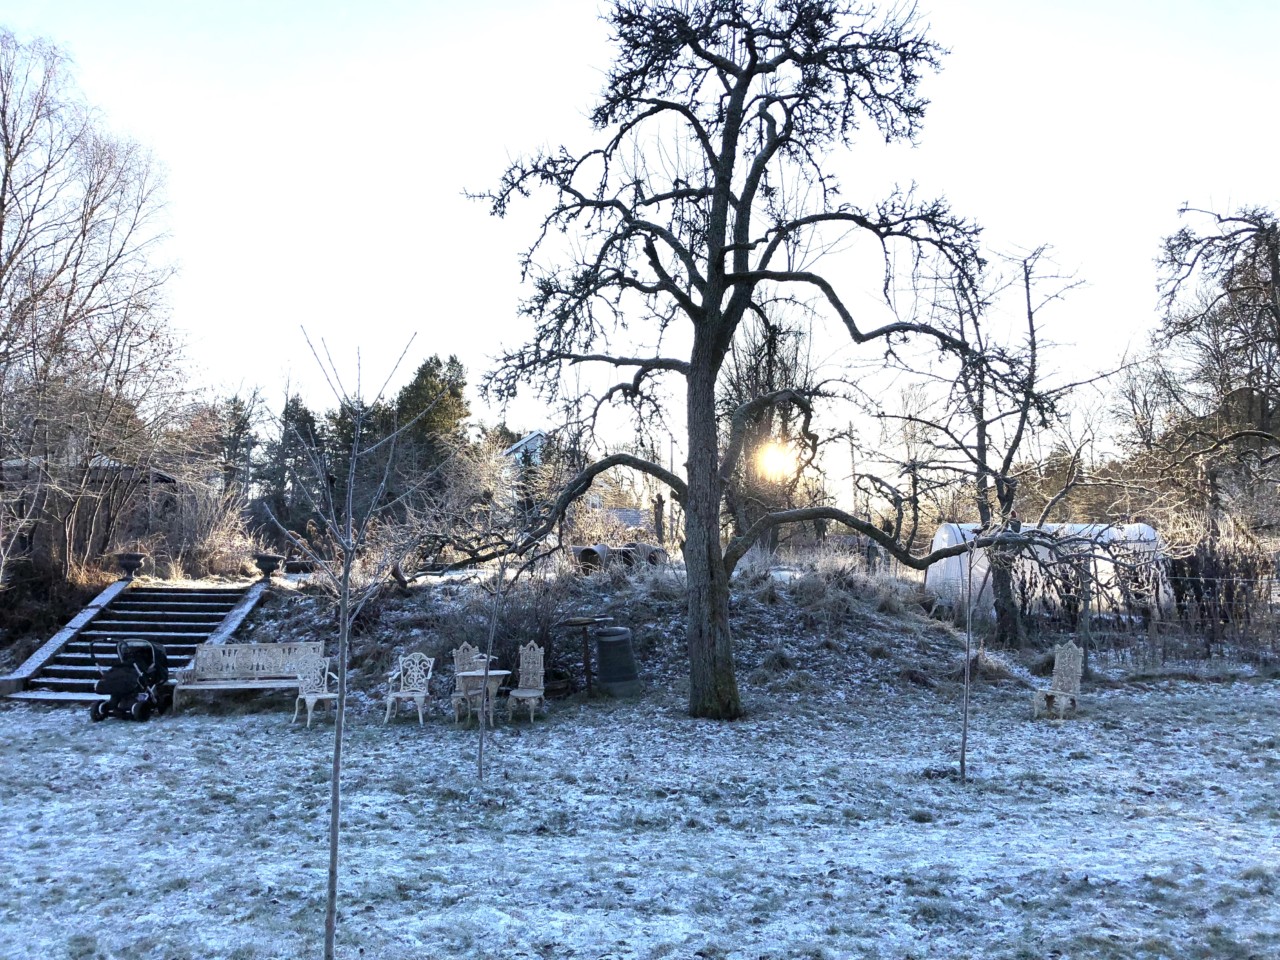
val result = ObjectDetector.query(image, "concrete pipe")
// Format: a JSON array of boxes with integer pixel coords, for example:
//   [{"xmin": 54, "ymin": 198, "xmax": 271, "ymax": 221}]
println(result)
[{"xmin": 573, "ymin": 544, "xmax": 611, "ymax": 572}]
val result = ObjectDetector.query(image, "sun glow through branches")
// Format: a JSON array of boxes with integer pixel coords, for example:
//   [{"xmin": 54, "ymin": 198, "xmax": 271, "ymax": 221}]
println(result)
[{"xmin": 756, "ymin": 441, "xmax": 796, "ymax": 482}]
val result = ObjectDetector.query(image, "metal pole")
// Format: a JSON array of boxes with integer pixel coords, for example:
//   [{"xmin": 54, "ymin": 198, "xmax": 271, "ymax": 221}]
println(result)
[
  {"xmin": 669, "ymin": 435, "xmax": 676, "ymax": 547},
  {"xmin": 961, "ymin": 535, "xmax": 973, "ymax": 784}
]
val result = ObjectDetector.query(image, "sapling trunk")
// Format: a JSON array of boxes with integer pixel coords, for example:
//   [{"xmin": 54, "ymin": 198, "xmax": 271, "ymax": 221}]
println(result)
[
  {"xmin": 960, "ymin": 542, "xmax": 974, "ymax": 784},
  {"xmin": 477, "ymin": 552, "xmax": 510, "ymax": 782},
  {"xmin": 324, "ymin": 504, "xmax": 354, "ymax": 960}
]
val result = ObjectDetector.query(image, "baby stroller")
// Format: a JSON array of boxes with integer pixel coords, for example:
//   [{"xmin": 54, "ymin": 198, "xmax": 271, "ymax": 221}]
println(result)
[{"xmin": 89, "ymin": 638, "xmax": 170, "ymax": 722}]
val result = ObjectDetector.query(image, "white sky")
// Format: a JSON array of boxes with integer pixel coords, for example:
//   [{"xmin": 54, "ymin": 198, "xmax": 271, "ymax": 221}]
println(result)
[{"xmin": 5, "ymin": 0, "xmax": 1278, "ymax": 434}]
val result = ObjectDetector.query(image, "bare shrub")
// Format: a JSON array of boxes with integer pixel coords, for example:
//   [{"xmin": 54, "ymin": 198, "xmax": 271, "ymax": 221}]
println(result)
[
  {"xmin": 640, "ymin": 566, "xmax": 686, "ymax": 603},
  {"xmin": 0, "ymin": 559, "xmax": 116, "ymax": 661},
  {"xmin": 132, "ymin": 486, "xmax": 261, "ymax": 580},
  {"xmin": 789, "ymin": 570, "xmax": 857, "ymax": 629},
  {"xmin": 784, "ymin": 561, "xmax": 932, "ymax": 634},
  {"xmin": 755, "ymin": 667, "xmax": 821, "ymax": 694},
  {"xmin": 566, "ymin": 504, "xmax": 638, "ymax": 549},
  {"xmin": 948, "ymin": 651, "xmax": 1022, "ymax": 685},
  {"xmin": 733, "ymin": 544, "xmax": 776, "ymax": 588},
  {"xmin": 759, "ymin": 645, "xmax": 797, "ymax": 674},
  {"xmin": 428, "ymin": 571, "xmax": 576, "ymax": 674},
  {"xmin": 66, "ymin": 561, "xmax": 120, "ymax": 594},
  {"xmin": 754, "ymin": 578, "xmax": 781, "ymax": 605},
  {"xmin": 875, "ymin": 588, "xmax": 906, "ymax": 616}
]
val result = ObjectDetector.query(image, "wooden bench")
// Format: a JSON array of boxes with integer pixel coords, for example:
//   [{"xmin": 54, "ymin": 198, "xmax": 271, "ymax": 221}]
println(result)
[{"xmin": 173, "ymin": 642, "xmax": 324, "ymax": 711}]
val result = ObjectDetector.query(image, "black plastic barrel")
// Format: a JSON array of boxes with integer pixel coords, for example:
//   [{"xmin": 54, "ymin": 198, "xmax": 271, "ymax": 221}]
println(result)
[{"xmin": 595, "ymin": 626, "xmax": 643, "ymax": 696}]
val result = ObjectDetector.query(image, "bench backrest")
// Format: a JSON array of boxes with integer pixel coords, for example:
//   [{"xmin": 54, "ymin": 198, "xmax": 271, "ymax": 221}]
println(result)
[{"xmin": 190, "ymin": 642, "xmax": 324, "ymax": 681}]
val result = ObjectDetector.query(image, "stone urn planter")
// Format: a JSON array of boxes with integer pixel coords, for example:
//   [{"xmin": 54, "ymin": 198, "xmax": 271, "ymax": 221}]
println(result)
[
  {"xmin": 253, "ymin": 553, "xmax": 285, "ymax": 579},
  {"xmin": 115, "ymin": 552, "xmax": 146, "ymax": 580}
]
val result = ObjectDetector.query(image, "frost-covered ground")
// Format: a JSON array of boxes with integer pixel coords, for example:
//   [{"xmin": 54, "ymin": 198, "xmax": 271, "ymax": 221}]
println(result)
[{"xmin": 1, "ymin": 664, "xmax": 1278, "ymax": 960}]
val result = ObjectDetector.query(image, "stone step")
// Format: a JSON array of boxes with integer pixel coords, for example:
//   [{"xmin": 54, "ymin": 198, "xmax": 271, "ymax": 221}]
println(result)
[
  {"xmin": 39, "ymin": 667, "xmax": 189, "ymax": 684},
  {"xmin": 24, "ymin": 674, "xmax": 183, "ymax": 692},
  {"xmin": 106, "ymin": 616, "xmax": 231, "ymax": 625},
  {"xmin": 81, "ymin": 622, "xmax": 219, "ymax": 634},
  {"xmin": 7, "ymin": 690, "xmax": 109, "ymax": 703},
  {"xmin": 41, "ymin": 665, "xmax": 107, "ymax": 678},
  {"xmin": 106, "ymin": 609, "xmax": 236, "ymax": 619},
  {"xmin": 56, "ymin": 647, "xmax": 200, "ymax": 662},
  {"xmin": 126, "ymin": 588, "xmax": 247, "ymax": 598},
  {"xmin": 111, "ymin": 601, "xmax": 239, "ymax": 612},
  {"xmin": 118, "ymin": 601, "xmax": 239, "ymax": 608},
  {"xmin": 27, "ymin": 676, "xmax": 107, "ymax": 693},
  {"xmin": 77, "ymin": 630, "xmax": 221, "ymax": 643},
  {"xmin": 93, "ymin": 610, "xmax": 229, "ymax": 623},
  {"xmin": 65, "ymin": 640, "xmax": 199, "ymax": 655}
]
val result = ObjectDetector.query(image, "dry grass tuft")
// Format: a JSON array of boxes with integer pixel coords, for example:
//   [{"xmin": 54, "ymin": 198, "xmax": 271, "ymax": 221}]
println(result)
[
  {"xmin": 758, "ymin": 644, "xmax": 797, "ymax": 674},
  {"xmin": 947, "ymin": 651, "xmax": 1026, "ymax": 685},
  {"xmin": 754, "ymin": 579, "xmax": 781, "ymax": 605},
  {"xmin": 789, "ymin": 570, "xmax": 857, "ymax": 628}
]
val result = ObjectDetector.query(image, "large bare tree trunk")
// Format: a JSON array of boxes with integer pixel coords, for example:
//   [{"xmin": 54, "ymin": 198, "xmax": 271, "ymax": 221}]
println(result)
[
  {"xmin": 684, "ymin": 361, "xmax": 742, "ymax": 719},
  {"xmin": 991, "ymin": 558, "xmax": 1027, "ymax": 647}
]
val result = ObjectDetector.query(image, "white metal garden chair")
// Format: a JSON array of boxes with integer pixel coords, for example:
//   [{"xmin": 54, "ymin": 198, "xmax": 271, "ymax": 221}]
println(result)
[
  {"xmin": 507, "ymin": 641, "xmax": 545, "ymax": 722},
  {"xmin": 384, "ymin": 652, "xmax": 434, "ymax": 725},
  {"xmin": 450, "ymin": 642, "xmax": 486, "ymax": 723},
  {"xmin": 1032, "ymin": 639, "xmax": 1083, "ymax": 719},
  {"xmin": 293, "ymin": 653, "xmax": 338, "ymax": 728}
]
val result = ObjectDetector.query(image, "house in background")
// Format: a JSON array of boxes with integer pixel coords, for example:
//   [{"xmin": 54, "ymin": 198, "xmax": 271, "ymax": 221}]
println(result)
[
  {"xmin": 501, "ymin": 430, "xmax": 549, "ymax": 464},
  {"xmin": 499, "ymin": 430, "xmax": 661, "ymax": 544}
]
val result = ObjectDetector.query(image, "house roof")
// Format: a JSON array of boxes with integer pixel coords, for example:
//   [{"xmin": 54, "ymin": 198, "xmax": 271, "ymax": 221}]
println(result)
[
  {"xmin": 502, "ymin": 430, "xmax": 549, "ymax": 459},
  {"xmin": 1, "ymin": 454, "xmax": 176, "ymax": 484}
]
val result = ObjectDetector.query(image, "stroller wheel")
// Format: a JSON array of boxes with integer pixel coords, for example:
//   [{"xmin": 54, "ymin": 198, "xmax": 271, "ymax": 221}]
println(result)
[
  {"xmin": 130, "ymin": 700, "xmax": 152, "ymax": 722},
  {"xmin": 89, "ymin": 701, "xmax": 109, "ymax": 722}
]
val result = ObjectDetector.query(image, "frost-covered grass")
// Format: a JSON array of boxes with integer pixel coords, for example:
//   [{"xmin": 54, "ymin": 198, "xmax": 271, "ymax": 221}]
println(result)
[{"xmin": 1, "ymin": 669, "xmax": 1278, "ymax": 959}]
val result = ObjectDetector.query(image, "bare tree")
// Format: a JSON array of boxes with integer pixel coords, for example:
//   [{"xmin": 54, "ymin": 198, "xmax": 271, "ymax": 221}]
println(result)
[
  {"xmin": 1098, "ymin": 205, "xmax": 1280, "ymax": 554},
  {"xmin": 419, "ymin": 436, "xmax": 559, "ymax": 778},
  {"xmin": 0, "ymin": 29, "xmax": 178, "ymax": 584},
  {"xmin": 867, "ymin": 249, "xmax": 1087, "ymax": 644},
  {"xmin": 1158, "ymin": 205, "xmax": 1280, "ymax": 478},
  {"xmin": 477, "ymin": 0, "xmax": 988, "ymax": 718}
]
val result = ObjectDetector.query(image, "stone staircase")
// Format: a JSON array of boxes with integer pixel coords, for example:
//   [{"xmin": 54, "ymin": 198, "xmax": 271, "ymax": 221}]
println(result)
[{"xmin": 5, "ymin": 583, "xmax": 260, "ymax": 704}]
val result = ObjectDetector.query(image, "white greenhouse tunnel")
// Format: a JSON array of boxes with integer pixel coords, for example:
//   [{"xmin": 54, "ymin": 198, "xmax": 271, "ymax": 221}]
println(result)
[{"xmin": 923, "ymin": 522, "xmax": 1165, "ymax": 619}]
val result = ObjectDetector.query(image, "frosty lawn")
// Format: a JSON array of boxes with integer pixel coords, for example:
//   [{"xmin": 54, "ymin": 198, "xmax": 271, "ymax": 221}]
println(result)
[{"xmin": 1, "ymin": 677, "xmax": 1277, "ymax": 960}]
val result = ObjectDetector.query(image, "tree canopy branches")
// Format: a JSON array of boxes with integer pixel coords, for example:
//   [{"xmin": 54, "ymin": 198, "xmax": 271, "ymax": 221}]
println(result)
[{"xmin": 476, "ymin": 1, "xmax": 983, "ymax": 415}]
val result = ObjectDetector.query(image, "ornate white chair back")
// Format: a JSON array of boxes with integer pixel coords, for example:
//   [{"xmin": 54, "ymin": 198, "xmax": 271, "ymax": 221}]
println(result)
[
  {"xmin": 398, "ymin": 652, "xmax": 434, "ymax": 693},
  {"xmin": 296, "ymin": 654, "xmax": 333, "ymax": 696},
  {"xmin": 1052, "ymin": 640, "xmax": 1083, "ymax": 696},
  {"xmin": 452, "ymin": 642, "xmax": 480, "ymax": 676},
  {"xmin": 517, "ymin": 641, "xmax": 544, "ymax": 691}
]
